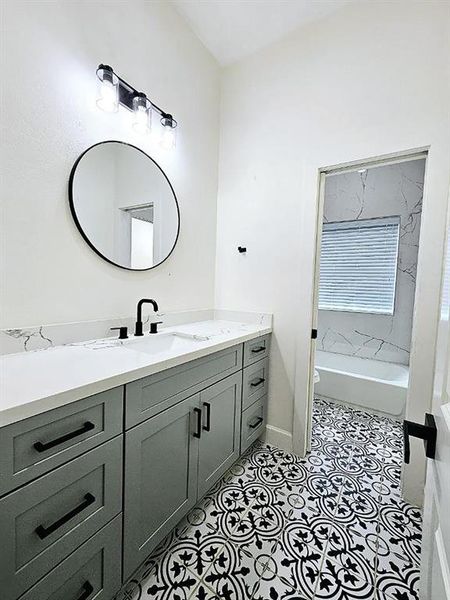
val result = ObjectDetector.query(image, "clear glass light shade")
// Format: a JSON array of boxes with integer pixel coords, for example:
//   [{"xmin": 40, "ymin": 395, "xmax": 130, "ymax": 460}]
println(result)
[
  {"xmin": 96, "ymin": 67, "xmax": 119, "ymax": 113},
  {"xmin": 160, "ymin": 116, "xmax": 177, "ymax": 150},
  {"xmin": 132, "ymin": 95, "xmax": 151, "ymax": 135}
]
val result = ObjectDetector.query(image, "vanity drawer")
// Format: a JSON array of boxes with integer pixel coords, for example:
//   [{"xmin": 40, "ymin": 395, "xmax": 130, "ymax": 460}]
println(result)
[
  {"xmin": 126, "ymin": 344, "xmax": 243, "ymax": 428},
  {"xmin": 242, "ymin": 358, "xmax": 269, "ymax": 411},
  {"xmin": 18, "ymin": 515, "xmax": 122, "ymax": 600},
  {"xmin": 241, "ymin": 396, "xmax": 266, "ymax": 453},
  {"xmin": 243, "ymin": 335, "xmax": 270, "ymax": 367},
  {"xmin": 0, "ymin": 387, "xmax": 123, "ymax": 497},
  {"xmin": 0, "ymin": 436, "xmax": 122, "ymax": 600}
]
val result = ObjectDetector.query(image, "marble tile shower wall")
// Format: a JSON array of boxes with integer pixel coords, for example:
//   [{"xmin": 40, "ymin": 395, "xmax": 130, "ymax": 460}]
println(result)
[{"xmin": 318, "ymin": 159, "xmax": 425, "ymax": 366}]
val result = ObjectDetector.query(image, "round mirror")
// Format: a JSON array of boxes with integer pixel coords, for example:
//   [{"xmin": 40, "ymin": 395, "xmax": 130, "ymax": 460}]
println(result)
[{"xmin": 69, "ymin": 141, "xmax": 180, "ymax": 271}]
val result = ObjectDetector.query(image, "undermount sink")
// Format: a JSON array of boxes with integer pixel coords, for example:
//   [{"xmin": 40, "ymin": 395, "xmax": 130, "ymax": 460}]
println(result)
[{"xmin": 123, "ymin": 333, "xmax": 203, "ymax": 356}]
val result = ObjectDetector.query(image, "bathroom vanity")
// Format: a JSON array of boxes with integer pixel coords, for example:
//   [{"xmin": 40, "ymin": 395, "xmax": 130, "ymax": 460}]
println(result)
[{"xmin": 0, "ymin": 322, "xmax": 271, "ymax": 600}]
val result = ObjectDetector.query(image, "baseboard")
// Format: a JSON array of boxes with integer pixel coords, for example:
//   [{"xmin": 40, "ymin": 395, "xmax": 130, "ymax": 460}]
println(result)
[{"xmin": 263, "ymin": 425, "xmax": 293, "ymax": 453}]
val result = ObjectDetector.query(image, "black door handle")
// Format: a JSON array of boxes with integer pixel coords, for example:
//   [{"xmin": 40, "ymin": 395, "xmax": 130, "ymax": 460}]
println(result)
[
  {"xmin": 249, "ymin": 417, "xmax": 264, "ymax": 429},
  {"xmin": 193, "ymin": 408, "xmax": 202, "ymax": 439},
  {"xmin": 250, "ymin": 378, "xmax": 265, "ymax": 387},
  {"xmin": 403, "ymin": 413, "xmax": 437, "ymax": 464},
  {"xmin": 202, "ymin": 402, "xmax": 211, "ymax": 431},
  {"xmin": 35, "ymin": 493, "xmax": 96, "ymax": 539},
  {"xmin": 77, "ymin": 581, "xmax": 94, "ymax": 600},
  {"xmin": 251, "ymin": 346, "xmax": 265, "ymax": 354},
  {"xmin": 34, "ymin": 422, "xmax": 95, "ymax": 453}
]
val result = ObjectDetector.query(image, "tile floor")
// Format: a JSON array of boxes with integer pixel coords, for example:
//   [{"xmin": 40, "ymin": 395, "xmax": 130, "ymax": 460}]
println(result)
[{"xmin": 115, "ymin": 399, "xmax": 422, "ymax": 600}]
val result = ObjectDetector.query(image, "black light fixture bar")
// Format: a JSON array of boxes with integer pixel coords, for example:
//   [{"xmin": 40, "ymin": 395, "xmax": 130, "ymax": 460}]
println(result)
[{"xmin": 97, "ymin": 64, "xmax": 177, "ymax": 126}]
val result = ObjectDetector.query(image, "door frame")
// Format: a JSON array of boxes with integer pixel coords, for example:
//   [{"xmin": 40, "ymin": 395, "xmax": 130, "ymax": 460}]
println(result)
[
  {"xmin": 419, "ymin": 183, "xmax": 450, "ymax": 599},
  {"xmin": 293, "ymin": 147, "xmax": 430, "ymax": 458}
]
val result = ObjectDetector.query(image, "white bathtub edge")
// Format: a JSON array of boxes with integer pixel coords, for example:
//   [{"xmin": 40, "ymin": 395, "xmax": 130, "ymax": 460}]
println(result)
[
  {"xmin": 263, "ymin": 425, "xmax": 293, "ymax": 453},
  {"xmin": 315, "ymin": 365, "xmax": 407, "ymax": 389}
]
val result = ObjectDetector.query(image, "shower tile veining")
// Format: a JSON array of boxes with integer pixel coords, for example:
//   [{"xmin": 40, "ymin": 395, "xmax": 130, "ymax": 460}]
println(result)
[{"xmin": 115, "ymin": 399, "xmax": 421, "ymax": 600}]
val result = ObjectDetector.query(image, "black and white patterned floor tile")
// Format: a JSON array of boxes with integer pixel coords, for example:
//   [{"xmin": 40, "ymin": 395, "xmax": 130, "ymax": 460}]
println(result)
[{"xmin": 114, "ymin": 399, "xmax": 422, "ymax": 600}]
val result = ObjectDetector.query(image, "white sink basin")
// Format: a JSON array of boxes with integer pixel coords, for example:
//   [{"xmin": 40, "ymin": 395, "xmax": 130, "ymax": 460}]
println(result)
[
  {"xmin": 123, "ymin": 333, "xmax": 202, "ymax": 356},
  {"xmin": 168, "ymin": 320, "xmax": 248, "ymax": 338}
]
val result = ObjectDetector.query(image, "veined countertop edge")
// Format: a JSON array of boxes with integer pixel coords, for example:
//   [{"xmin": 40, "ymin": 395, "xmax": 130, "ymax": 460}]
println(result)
[{"xmin": 0, "ymin": 324, "xmax": 272, "ymax": 428}]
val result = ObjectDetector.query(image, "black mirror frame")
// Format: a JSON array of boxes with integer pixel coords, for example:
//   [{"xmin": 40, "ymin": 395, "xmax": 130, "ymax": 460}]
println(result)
[{"xmin": 68, "ymin": 140, "xmax": 180, "ymax": 272}]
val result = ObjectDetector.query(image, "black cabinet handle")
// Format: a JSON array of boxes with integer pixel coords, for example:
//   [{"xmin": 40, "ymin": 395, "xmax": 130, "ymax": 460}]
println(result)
[
  {"xmin": 35, "ymin": 493, "xmax": 96, "ymax": 539},
  {"xmin": 250, "ymin": 378, "xmax": 265, "ymax": 387},
  {"xmin": 251, "ymin": 346, "xmax": 265, "ymax": 354},
  {"xmin": 202, "ymin": 402, "xmax": 211, "ymax": 432},
  {"xmin": 249, "ymin": 417, "xmax": 264, "ymax": 430},
  {"xmin": 34, "ymin": 421, "xmax": 95, "ymax": 453},
  {"xmin": 77, "ymin": 581, "xmax": 94, "ymax": 600},
  {"xmin": 403, "ymin": 413, "xmax": 437, "ymax": 464},
  {"xmin": 193, "ymin": 408, "xmax": 202, "ymax": 439}
]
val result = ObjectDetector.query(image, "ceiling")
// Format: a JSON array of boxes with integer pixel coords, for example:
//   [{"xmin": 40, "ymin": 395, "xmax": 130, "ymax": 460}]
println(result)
[{"xmin": 170, "ymin": 0, "xmax": 353, "ymax": 66}]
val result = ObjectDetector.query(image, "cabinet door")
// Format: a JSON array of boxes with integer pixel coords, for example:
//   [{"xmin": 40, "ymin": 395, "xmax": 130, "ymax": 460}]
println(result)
[
  {"xmin": 123, "ymin": 394, "xmax": 200, "ymax": 580},
  {"xmin": 197, "ymin": 373, "xmax": 242, "ymax": 499}
]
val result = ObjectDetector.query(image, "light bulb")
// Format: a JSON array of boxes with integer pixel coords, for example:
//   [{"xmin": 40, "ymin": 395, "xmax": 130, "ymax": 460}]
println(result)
[
  {"xmin": 96, "ymin": 65, "xmax": 119, "ymax": 113},
  {"xmin": 132, "ymin": 94, "xmax": 151, "ymax": 135},
  {"xmin": 160, "ymin": 115, "xmax": 177, "ymax": 149}
]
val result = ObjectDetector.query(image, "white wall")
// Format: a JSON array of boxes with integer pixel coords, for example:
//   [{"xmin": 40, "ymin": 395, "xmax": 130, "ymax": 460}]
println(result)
[
  {"xmin": 0, "ymin": 0, "xmax": 220, "ymax": 327},
  {"xmin": 318, "ymin": 159, "xmax": 425, "ymax": 366},
  {"xmin": 215, "ymin": 0, "xmax": 450, "ymax": 504}
]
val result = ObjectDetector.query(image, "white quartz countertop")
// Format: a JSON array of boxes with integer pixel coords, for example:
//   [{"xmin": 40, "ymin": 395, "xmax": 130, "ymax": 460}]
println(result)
[{"xmin": 0, "ymin": 320, "xmax": 271, "ymax": 427}]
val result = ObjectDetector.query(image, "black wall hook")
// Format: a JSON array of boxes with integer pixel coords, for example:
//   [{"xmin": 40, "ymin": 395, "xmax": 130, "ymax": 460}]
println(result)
[{"xmin": 238, "ymin": 246, "xmax": 247, "ymax": 253}]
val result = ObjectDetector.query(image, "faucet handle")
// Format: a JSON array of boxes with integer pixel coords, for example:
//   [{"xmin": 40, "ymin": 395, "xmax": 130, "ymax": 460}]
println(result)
[
  {"xmin": 110, "ymin": 326, "xmax": 128, "ymax": 340},
  {"xmin": 149, "ymin": 322, "xmax": 163, "ymax": 334}
]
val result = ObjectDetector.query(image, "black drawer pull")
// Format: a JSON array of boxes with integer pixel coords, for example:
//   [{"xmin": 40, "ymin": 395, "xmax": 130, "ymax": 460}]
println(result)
[
  {"xmin": 249, "ymin": 417, "xmax": 264, "ymax": 429},
  {"xmin": 250, "ymin": 377, "xmax": 265, "ymax": 387},
  {"xmin": 202, "ymin": 402, "xmax": 211, "ymax": 432},
  {"xmin": 35, "ymin": 493, "xmax": 96, "ymax": 539},
  {"xmin": 193, "ymin": 408, "xmax": 202, "ymax": 439},
  {"xmin": 34, "ymin": 421, "xmax": 95, "ymax": 452},
  {"xmin": 251, "ymin": 346, "xmax": 265, "ymax": 354},
  {"xmin": 77, "ymin": 581, "xmax": 94, "ymax": 600}
]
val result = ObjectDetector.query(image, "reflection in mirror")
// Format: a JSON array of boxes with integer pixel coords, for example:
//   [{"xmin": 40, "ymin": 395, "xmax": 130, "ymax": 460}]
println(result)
[{"xmin": 69, "ymin": 141, "xmax": 179, "ymax": 270}]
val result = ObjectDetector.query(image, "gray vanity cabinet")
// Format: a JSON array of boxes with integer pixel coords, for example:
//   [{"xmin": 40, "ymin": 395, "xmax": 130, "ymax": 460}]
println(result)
[
  {"xmin": 1, "ymin": 334, "xmax": 271, "ymax": 600},
  {"xmin": 197, "ymin": 373, "xmax": 242, "ymax": 498},
  {"xmin": 123, "ymin": 393, "xmax": 200, "ymax": 581}
]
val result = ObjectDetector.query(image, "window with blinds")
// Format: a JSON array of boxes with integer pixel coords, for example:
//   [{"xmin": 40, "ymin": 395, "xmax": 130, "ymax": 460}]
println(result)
[{"xmin": 319, "ymin": 216, "xmax": 400, "ymax": 315}]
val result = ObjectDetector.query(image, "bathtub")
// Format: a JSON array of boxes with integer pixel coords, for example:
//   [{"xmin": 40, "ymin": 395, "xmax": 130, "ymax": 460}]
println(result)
[{"xmin": 315, "ymin": 350, "xmax": 409, "ymax": 417}]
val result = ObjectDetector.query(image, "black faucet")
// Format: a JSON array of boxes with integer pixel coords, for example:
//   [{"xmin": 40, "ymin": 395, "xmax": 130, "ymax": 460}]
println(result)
[{"xmin": 135, "ymin": 299, "xmax": 159, "ymax": 336}]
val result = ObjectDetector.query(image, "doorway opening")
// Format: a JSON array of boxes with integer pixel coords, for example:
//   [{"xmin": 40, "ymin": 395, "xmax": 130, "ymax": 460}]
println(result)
[
  {"xmin": 302, "ymin": 151, "xmax": 428, "ymax": 596},
  {"xmin": 313, "ymin": 155, "xmax": 426, "ymax": 421}
]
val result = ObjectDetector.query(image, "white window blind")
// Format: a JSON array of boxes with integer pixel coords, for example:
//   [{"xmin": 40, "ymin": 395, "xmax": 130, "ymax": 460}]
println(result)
[{"xmin": 319, "ymin": 217, "xmax": 400, "ymax": 315}]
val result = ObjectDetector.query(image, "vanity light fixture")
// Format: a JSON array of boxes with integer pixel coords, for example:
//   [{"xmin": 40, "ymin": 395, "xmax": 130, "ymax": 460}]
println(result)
[
  {"xmin": 160, "ymin": 114, "xmax": 178, "ymax": 150},
  {"xmin": 96, "ymin": 64, "xmax": 178, "ymax": 146},
  {"xmin": 96, "ymin": 65, "xmax": 119, "ymax": 113},
  {"xmin": 132, "ymin": 92, "xmax": 151, "ymax": 135}
]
